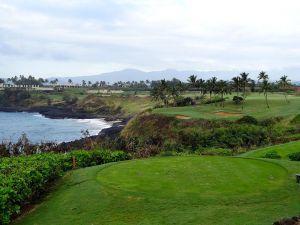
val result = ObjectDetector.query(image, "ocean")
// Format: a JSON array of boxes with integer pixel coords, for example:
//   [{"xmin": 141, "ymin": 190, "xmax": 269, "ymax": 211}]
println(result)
[{"xmin": 0, "ymin": 112, "xmax": 112, "ymax": 143}]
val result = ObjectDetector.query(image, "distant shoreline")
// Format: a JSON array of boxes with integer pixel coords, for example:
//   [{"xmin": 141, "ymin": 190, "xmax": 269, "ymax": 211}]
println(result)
[{"xmin": 0, "ymin": 106, "xmax": 121, "ymax": 121}]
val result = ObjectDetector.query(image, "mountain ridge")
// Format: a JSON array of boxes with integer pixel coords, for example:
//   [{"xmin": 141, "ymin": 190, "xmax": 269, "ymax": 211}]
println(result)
[{"xmin": 48, "ymin": 68, "xmax": 299, "ymax": 84}]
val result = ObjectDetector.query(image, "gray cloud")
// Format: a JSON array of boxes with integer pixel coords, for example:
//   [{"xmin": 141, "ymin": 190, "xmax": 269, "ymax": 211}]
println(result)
[{"xmin": 0, "ymin": 0, "xmax": 300, "ymax": 79}]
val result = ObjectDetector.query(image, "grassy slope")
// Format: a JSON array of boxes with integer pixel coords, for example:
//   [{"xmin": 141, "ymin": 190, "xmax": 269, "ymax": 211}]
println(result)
[
  {"xmin": 15, "ymin": 156, "xmax": 300, "ymax": 225},
  {"xmin": 29, "ymin": 89, "xmax": 154, "ymax": 115},
  {"xmin": 241, "ymin": 140, "xmax": 300, "ymax": 159},
  {"xmin": 154, "ymin": 93, "xmax": 300, "ymax": 120}
]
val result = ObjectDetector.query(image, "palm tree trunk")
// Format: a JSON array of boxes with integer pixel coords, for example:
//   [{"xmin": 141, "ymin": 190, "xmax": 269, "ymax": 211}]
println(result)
[
  {"xmin": 222, "ymin": 93, "xmax": 224, "ymax": 108},
  {"xmin": 265, "ymin": 92, "xmax": 269, "ymax": 108},
  {"xmin": 284, "ymin": 92, "xmax": 289, "ymax": 103},
  {"xmin": 242, "ymin": 86, "xmax": 246, "ymax": 110}
]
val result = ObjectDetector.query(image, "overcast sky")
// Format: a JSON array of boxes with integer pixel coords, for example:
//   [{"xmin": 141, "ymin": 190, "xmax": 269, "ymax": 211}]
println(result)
[{"xmin": 1, "ymin": 0, "xmax": 300, "ymax": 78}]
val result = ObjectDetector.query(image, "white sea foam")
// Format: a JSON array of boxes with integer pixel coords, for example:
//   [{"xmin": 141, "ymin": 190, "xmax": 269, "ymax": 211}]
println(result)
[
  {"xmin": 0, "ymin": 112, "xmax": 113, "ymax": 143},
  {"xmin": 33, "ymin": 113, "xmax": 43, "ymax": 118}
]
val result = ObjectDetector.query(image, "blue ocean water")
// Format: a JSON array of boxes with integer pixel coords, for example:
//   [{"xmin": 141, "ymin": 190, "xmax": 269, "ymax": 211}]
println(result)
[{"xmin": 0, "ymin": 112, "xmax": 112, "ymax": 143}]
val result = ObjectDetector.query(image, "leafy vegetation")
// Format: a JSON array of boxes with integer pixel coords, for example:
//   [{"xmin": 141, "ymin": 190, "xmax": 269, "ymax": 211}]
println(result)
[
  {"xmin": 263, "ymin": 150, "xmax": 281, "ymax": 159},
  {"xmin": 288, "ymin": 152, "xmax": 300, "ymax": 161},
  {"xmin": 0, "ymin": 150, "xmax": 127, "ymax": 224},
  {"xmin": 118, "ymin": 113, "xmax": 297, "ymax": 157}
]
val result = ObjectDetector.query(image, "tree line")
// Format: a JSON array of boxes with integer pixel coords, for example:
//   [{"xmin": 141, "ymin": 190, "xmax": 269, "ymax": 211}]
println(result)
[
  {"xmin": 150, "ymin": 71, "xmax": 292, "ymax": 108},
  {"xmin": 0, "ymin": 72, "xmax": 293, "ymax": 109}
]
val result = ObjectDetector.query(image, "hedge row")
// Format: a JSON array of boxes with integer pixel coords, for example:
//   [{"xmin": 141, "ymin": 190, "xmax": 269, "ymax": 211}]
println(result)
[{"xmin": 0, "ymin": 150, "xmax": 128, "ymax": 225}]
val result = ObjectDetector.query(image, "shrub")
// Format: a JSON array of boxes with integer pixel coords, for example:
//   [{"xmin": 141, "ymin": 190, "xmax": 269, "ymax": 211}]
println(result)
[
  {"xmin": 237, "ymin": 115, "xmax": 258, "ymax": 125},
  {"xmin": 204, "ymin": 97, "xmax": 224, "ymax": 104},
  {"xmin": 288, "ymin": 152, "xmax": 300, "ymax": 161},
  {"xmin": 62, "ymin": 94, "xmax": 78, "ymax": 104},
  {"xmin": 259, "ymin": 117, "xmax": 284, "ymax": 126},
  {"xmin": 0, "ymin": 150, "xmax": 127, "ymax": 224},
  {"xmin": 232, "ymin": 96, "xmax": 243, "ymax": 104},
  {"xmin": 263, "ymin": 150, "xmax": 281, "ymax": 159},
  {"xmin": 174, "ymin": 97, "xmax": 195, "ymax": 107}
]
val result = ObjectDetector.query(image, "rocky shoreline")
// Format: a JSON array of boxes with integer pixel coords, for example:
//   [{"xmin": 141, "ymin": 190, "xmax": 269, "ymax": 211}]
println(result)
[
  {"xmin": 0, "ymin": 106, "xmax": 122, "ymax": 121},
  {"xmin": 0, "ymin": 106, "xmax": 130, "ymax": 143}
]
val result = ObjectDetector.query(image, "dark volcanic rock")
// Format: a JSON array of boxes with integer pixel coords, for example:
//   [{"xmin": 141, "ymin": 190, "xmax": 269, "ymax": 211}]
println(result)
[
  {"xmin": 0, "ymin": 106, "xmax": 121, "ymax": 120},
  {"xmin": 99, "ymin": 118, "xmax": 130, "ymax": 138}
]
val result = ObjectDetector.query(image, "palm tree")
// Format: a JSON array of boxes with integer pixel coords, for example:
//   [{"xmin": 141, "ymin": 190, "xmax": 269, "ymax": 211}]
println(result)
[
  {"xmin": 150, "ymin": 79, "xmax": 169, "ymax": 106},
  {"xmin": 216, "ymin": 80, "xmax": 230, "ymax": 108},
  {"xmin": 278, "ymin": 75, "xmax": 291, "ymax": 103},
  {"xmin": 196, "ymin": 78, "xmax": 205, "ymax": 95},
  {"xmin": 258, "ymin": 71, "xmax": 268, "ymax": 82},
  {"xmin": 232, "ymin": 76, "xmax": 241, "ymax": 97},
  {"xmin": 187, "ymin": 75, "xmax": 197, "ymax": 88},
  {"xmin": 50, "ymin": 78, "xmax": 58, "ymax": 87},
  {"xmin": 260, "ymin": 78, "xmax": 271, "ymax": 108},
  {"xmin": 206, "ymin": 77, "xmax": 217, "ymax": 100},
  {"xmin": 240, "ymin": 72, "xmax": 250, "ymax": 98},
  {"xmin": 240, "ymin": 72, "xmax": 251, "ymax": 109}
]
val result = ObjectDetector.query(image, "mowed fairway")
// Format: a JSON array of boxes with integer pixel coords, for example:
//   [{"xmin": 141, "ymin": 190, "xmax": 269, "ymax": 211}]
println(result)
[
  {"xmin": 153, "ymin": 93, "xmax": 300, "ymax": 120},
  {"xmin": 15, "ymin": 156, "xmax": 300, "ymax": 225}
]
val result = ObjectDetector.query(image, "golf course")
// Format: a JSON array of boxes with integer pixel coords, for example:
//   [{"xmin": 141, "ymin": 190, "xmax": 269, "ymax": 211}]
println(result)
[
  {"xmin": 154, "ymin": 93, "xmax": 300, "ymax": 120},
  {"xmin": 1, "ymin": 73, "xmax": 300, "ymax": 225},
  {"xmin": 14, "ymin": 141, "xmax": 300, "ymax": 225}
]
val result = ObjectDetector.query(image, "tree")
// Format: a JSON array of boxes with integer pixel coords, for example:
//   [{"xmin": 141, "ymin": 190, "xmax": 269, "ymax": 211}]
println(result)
[
  {"xmin": 50, "ymin": 78, "xmax": 58, "ymax": 87},
  {"xmin": 150, "ymin": 79, "xmax": 185, "ymax": 106},
  {"xmin": 240, "ymin": 72, "xmax": 251, "ymax": 109},
  {"xmin": 258, "ymin": 71, "xmax": 268, "ymax": 82},
  {"xmin": 260, "ymin": 77, "xmax": 271, "ymax": 108},
  {"xmin": 232, "ymin": 76, "xmax": 241, "ymax": 97},
  {"xmin": 68, "ymin": 79, "xmax": 73, "ymax": 86},
  {"xmin": 278, "ymin": 75, "xmax": 291, "ymax": 103},
  {"xmin": 187, "ymin": 75, "xmax": 197, "ymax": 88},
  {"xmin": 206, "ymin": 77, "xmax": 217, "ymax": 100},
  {"xmin": 196, "ymin": 78, "xmax": 206, "ymax": 95},
  {"xmin": 240, "ymin": 72, "xmax": 250, "ymax": 98},
  {"xmin": 150, "ymin": 79, "xmax": 169, "ymax": 106},
  {"xmin": 216, "ymin": 80, "xmax": 230, "ymax": 107},
  {"xmin": 82, "ymin": 80, "xmax": 86, "ymax": 87}
]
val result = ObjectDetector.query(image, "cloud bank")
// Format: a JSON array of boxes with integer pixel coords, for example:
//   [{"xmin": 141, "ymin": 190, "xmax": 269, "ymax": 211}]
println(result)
[{"xmin": 1, "ymin": 0, "xmax": 300, "ymax": 79}]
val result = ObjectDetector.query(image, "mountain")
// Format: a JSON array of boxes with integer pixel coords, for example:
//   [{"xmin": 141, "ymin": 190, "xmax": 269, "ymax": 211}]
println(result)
[
  {"xmin": 48, "ymin": 68, "xmax": 299, "ymax": 84},
  {"xmin": 48, "ymin": 69, "xmax": 243, "ymax": 85}
]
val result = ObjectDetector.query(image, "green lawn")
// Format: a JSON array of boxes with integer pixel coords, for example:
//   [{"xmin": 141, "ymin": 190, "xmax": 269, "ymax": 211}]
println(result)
[
  {"xmin": 154, "ymin": 93, "xmax": 300, "ymax": 120},
  {"xmin": 241, "ymin": 141, "xmax": 300, "ymax": 159},
  {"xmin": 15, "ymin": 156, "xmax": 300, "ymax": 225}
]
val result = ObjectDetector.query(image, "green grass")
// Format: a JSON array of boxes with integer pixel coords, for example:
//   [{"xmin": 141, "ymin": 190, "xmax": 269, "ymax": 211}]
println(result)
[
  {"xmin": 154, "ymin": 93, "xmax": 300, "ymax": 120},
  {"xmin": 15, "ymin": 156, "xmax": 300, "ymax": 225},
  {"xmin": 99, "ymin": 95, "xmax": 154, "ymax": 115},
  {"xmin": 241, "ymin": 141, "xmax": 300, "ymax": 159}
]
